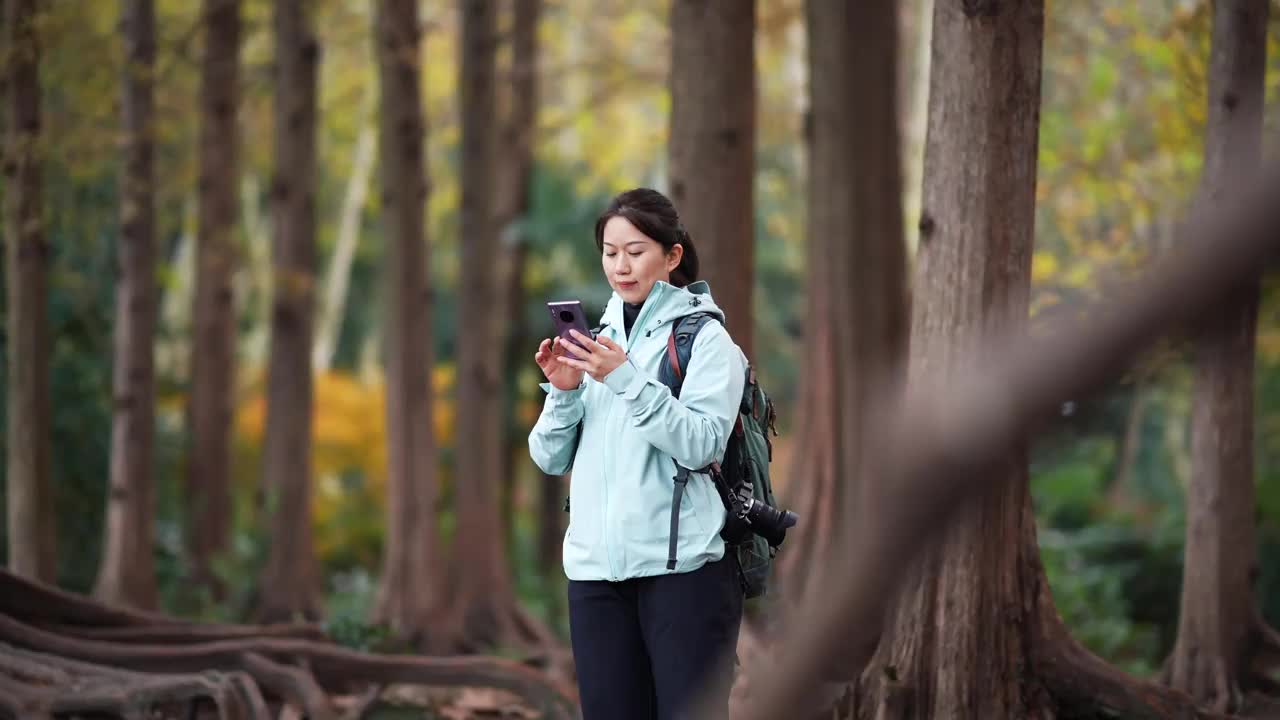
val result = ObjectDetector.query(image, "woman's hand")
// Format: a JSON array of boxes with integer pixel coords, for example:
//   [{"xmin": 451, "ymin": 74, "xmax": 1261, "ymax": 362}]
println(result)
[
  {"xmin": 555, "ymin": 330, "xmax": 629, "ymax": 384},
  {"xmin": 536, "ymin": 337, "xmax": 586, "ymax": 391}
]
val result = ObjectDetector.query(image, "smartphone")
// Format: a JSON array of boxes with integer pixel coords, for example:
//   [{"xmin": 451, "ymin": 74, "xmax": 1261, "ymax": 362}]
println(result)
[{"xmin": 547, "ymin": 300, "xmax": 593, "ymax": 359}]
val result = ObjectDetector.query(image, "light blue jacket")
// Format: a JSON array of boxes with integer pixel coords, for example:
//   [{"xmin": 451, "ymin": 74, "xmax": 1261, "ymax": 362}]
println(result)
[{"xmin": 528, "ymin": 280, "xmax": 747, "ymax": 582}]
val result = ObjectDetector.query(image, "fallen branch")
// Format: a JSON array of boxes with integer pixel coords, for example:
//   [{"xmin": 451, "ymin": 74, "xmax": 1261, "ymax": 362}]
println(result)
[{"xmin": 728, "ymin": 163, "xmax": 1280, "ymax": 720}]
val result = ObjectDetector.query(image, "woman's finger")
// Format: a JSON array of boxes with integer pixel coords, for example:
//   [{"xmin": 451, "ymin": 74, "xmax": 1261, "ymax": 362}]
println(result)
[
  {"xmin": 556, "ymin": 355, "xmax": 588, "ymax": 371},
  {"xmin": 568, "ymin": 330, "xmax": 598, "ymax": 355}
]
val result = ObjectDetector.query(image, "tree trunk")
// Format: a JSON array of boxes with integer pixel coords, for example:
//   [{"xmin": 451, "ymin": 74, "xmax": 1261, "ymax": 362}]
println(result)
[
  {"xmin": 777, "ymin": 0, "xmax": 908, "ymax": 604},
  {"xmin": 371, "ymin": 0, "xmax": 441, "ymax": 646},
  {"xmin": 452, "ymin": 0, "xmax": 519, "ymax": 651},
  {"xmin": 312, "ymin": 86, "xmax": 376, "ymax": 372},
  {"xmin": 901, "ymin": 0, "xmax": 933, "ymax": 255},
  {"xmin": 257, "ymin": 0, "xmax": 320, "ymax": 623},
  {"xmin": 186, "ymin": 0, "xmax": 240, "ymax": 597},
  {"xmin": 496, "ymin": 0, "xmax": 541, "ymax": 560},
  {"xmin": 537, "ymin": 471, "xmax": 562, "ymax": 578},
  {"xmin": 4, "ymin": 0, "xmax": 55, "ymax": 584},
  {"xmin": 666, "ymin": 0, "xmax": 755, "ymax": 355},
  {"xmin": 95, "ymin": 0, "xmax": 159, "ymax": 610},
  {"xmin": 858, "ymin": 1, "xmax": 1052, "ymax": 716},
  {"xmin": 1166, "ymin": 0, "xmax": 1273, "ymax": 713}
]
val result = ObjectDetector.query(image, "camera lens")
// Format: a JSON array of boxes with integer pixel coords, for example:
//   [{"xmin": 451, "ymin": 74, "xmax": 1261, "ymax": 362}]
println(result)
[
  {"xmin": 559, "ymin": 310, "xmax": 574, "ymax": 322},
  {"xmin": 744, "ymin": 499, "xmax": 798, "ymax": 548}
]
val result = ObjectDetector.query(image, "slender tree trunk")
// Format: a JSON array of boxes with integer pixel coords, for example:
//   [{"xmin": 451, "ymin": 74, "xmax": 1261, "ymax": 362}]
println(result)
[
  {"xmin": 187, "ymin": 0, "xmax": 240, "ymax": 596},
  {"xmin": 3, "ymin": 0, "xmax": 54, "ymax": 584},
  {"xmin": 239, "ymin": 172, "xmax": 272, "ymax": 366},
  {"xmin": 371, "ymin": 0, "xmax": 440, "ymax": 647},
  {"xmin": 1166, "ymin": 1, "xmax": 1274, "ymax": 712},
  {"xmin": 257, "ymin": 0, "xmax": 320, "ymax": 623},
  {"xmin": 537, "ymin": 471, "xmax": 562, "ymax": 577},
  {"xmin": 452, "ymin": 0, "xmax": 518, "ymax": 651},
  {"xmin": 496, "ymin": 0, "xmax": 541, "ymax": 559},
  {"xmin": 667, "ymin": 0, "xmax": 755, "ymax": 355},
  {"xmin": 777, "ymin": 0, "xmax": 908, "ymax": 605},
  {"xmin": 95, "ymin": 0, "xmax": 159, "ymax": 610},
  {"xmin": 312, "ymin": 87, "xmax": 376, "ymax": 372},
  {"xmin": 858, "ymin": 2, "xmax": 1051, "ymax": 716},
  {"xmin": 901, "ymin": 0, "xmax": 933, "ymax": 255},
  {"xmin": 1106, "ymin": 382, "xmax": 1147, "ymax": 510}
]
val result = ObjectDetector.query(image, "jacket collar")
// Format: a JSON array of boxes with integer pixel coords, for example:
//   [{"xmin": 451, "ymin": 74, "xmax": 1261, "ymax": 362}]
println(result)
[{"xmin": 598, "ymin": 280, "xmax": 725, "ymax": 343}]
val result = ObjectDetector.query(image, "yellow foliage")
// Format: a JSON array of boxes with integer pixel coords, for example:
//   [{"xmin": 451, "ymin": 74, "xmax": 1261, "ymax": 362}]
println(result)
[
  {"xmin": 1031, "ymin": 252, "xmax": 1060, "ymax": 285},
  {"xmin": 233, "ymin": 364, "xmax": 458, "ymax": 565},
  {"xmin": 1259, "ymin": 329, "xmax": 1280, "ymax": 363}
]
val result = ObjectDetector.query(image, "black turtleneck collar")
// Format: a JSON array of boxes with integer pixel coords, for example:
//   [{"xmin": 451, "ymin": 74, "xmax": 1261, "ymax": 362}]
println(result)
[{"xmin": 623, "ymin": 301, "xmax": 644, "ymax": 339}]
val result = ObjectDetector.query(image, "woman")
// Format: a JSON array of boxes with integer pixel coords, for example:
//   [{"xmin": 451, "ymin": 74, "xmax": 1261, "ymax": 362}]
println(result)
[{"xmin": 529, "ymin": 188, "xmax": 746, "ymax": 720}]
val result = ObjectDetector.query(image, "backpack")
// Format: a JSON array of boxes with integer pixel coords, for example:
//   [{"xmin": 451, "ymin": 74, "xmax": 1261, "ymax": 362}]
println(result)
[{"xmin": 657, "ymin": 313, "xmax": 782, "ymax": 600}]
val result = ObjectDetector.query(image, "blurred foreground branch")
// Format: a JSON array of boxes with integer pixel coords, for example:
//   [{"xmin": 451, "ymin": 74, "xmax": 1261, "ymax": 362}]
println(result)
[{"xmin": 732, "ymin": 163, "xmax": 1280, "ymax": 720}]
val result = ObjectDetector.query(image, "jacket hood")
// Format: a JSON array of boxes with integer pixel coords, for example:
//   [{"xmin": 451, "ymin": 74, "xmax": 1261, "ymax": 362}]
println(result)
[{"xmin": 597, "ymin": 280, "xmax": 726, "ymax": 341}]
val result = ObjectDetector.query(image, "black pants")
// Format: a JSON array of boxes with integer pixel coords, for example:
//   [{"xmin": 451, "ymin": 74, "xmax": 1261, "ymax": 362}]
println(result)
[{"xmin": 567, "ymin": 557, "xmax": 743, "ymax": 720}]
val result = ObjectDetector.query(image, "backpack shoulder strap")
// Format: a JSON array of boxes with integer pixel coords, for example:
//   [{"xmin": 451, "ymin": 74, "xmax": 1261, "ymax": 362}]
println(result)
[{"xmin": 658, "ymin": 312, "xmax": 716, "ymax": 399}]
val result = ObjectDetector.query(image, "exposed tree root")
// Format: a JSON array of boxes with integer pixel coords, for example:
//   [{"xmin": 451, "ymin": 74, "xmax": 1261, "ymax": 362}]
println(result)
[
  {"xmin": 241, "ymin": 650, "xmax": 334, "ymax": 720},
  {"xmin": 38, "ymin": 620, "xmax": 328, "ymax": 644},
  {"xmin": 1040, "ymin": 623, "xmax": 1233, "ymax": 720},
  {"xmin": 439, "ymin": 596, "xmax": 577, "ymax": 696},
  {"xmin": 1250, "ymin": 607, "xmax": 1280, "ymax": 679},
  {"xmin": 0, "ymin": 649, "xmax": 255, "ymax": 720},
  {"xmin": 1157, "ymin": 605, "xmax": 1280, "ymax": 716},
  {"xmin": 0, "ymin": 571, "xmax": 579, "ymax": 720}
]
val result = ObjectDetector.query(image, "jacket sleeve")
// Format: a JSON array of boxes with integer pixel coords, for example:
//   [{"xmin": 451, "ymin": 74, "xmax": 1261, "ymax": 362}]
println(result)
[
  {"xmin": 528, "ymin": 381, "xmax": 586, "ymax": 475},
  {"xmin": 602, "ymin": 321, "xmax": 744, "ymax": 470}
]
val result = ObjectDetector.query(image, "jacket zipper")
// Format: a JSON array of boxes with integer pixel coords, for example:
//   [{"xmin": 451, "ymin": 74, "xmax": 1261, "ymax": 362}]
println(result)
[
  {"xmin": 600, "ymin": 288, "xmax": 686, "ymax": 580},
  {"xmin": 603, "ymin": 322, "xmax": 621, "ymax": 580}
]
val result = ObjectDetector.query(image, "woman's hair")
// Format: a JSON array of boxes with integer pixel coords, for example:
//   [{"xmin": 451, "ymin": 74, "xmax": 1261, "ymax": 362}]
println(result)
[{"xmin": 594, "ymin": 188, "xmax": 699, "ymax": 287}]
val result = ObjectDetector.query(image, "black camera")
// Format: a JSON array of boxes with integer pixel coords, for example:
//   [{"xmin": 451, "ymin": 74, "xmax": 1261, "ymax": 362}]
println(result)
[
  {"xmin": 716, "ymin": 479, "xmax": 797, "ymax": 548},
  {"xmin": 737, "ymin": 495, "xmax": 798, "ymax": 548}
]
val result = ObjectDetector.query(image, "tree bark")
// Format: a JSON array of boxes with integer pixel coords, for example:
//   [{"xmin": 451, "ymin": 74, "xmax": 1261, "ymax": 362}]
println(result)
[
  {"xmin": 96, "ymin": 0, "xmax": 159, "ymax": 611},
  {"xmin": 778, "ymin": 0, "xmax": 908, "ymax": 604},
  {"xmin": 257, "ymin": 0, "xmax": 320, "ymax": 623},
  {"xmin": 496, "ymin": 0, "xmax": 542, "ymax": 560},
  {"xmin": 4, "ymin": 0, "xmax": 55, "ymax": 584},
  {"xmin": 667, "ymin": 0, "xmax": 755, "ymax": 355},
  {"xmin": 859, "ymin": 1, "xmax": 1051, "ymax": 717},
  {"xmin": 1166, "ymin": 0, "xmax": 1272, "ymax": 713},
  {"xmin": 371, "ymin": 0, "xmax": 441, "ymax": 646},
  {"xmin": 187, "ymin": 0, "xmax": 240, "ymax": 597},
  {"xmin": 452, "ymin": 0, "xmax": 520, "ymax": 651}
]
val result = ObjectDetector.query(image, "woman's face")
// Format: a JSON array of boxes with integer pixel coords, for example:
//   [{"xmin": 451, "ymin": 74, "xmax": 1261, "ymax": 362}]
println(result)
[{"xmin": 601, "ymin": 216, "xmax": 682, "ymax": 304}]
